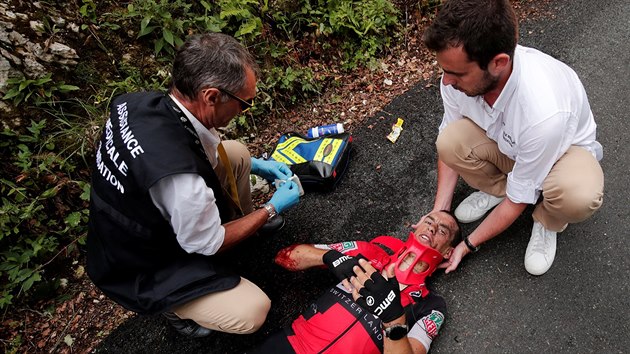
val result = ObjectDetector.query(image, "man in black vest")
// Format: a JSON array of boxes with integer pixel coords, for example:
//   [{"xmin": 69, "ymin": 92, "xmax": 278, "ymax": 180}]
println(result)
[{"xmin": 87, "ymin": 33, "xmax": 301, "ymax": 337}]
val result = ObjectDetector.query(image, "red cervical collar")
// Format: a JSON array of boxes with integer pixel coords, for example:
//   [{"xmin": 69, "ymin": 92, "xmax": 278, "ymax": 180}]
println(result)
[{"xmin": 393, "ymin": 232, "xmax": 443, "ymax": 286}]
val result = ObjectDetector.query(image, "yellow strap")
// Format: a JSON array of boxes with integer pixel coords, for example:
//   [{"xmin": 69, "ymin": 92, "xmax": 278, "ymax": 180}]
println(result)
[
  {"xmin": 217, "ymin": 142, "xmax": 243, "ymax": 214},
  {"xmin": 275, "ymin": 136, "xmax": 301, "ymax": 150},
  {"xmin": 271, "ymin": 150, "xmax": 292, "ymax": 164},
  {"xmin": 273, "ymin": 136, "xmax": 308, "ymax": 164},
  {"xmin": 279, "ymin": 148, "xmax": 307, "ymax": 164}
]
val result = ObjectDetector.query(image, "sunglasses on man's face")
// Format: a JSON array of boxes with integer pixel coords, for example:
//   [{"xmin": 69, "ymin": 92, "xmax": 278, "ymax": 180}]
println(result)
[{"xmin": 219, "ymin": 88, "xmax": 254, "ymax": 113}]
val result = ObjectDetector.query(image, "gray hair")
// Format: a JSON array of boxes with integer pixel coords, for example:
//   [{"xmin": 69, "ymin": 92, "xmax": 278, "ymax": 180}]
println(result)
[{"xmin": 169, "ymin": 33, "xmax": 259, "ymax": 100}]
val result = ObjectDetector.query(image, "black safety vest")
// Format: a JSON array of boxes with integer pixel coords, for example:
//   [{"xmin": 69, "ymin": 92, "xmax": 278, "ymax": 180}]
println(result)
[{"xmin": 87, "ymin": 92, "xmax": 239, "ymax": 314}]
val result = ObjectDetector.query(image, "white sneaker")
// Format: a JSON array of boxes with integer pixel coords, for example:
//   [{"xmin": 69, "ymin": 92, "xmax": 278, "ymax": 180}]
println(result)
[
  {"xmin": 454, "ymin": 191, "xmax": 505, "ymax": 223},
  {"xmin": 524, "ymin": 221, "xmax": 557, "ymax": 275}
]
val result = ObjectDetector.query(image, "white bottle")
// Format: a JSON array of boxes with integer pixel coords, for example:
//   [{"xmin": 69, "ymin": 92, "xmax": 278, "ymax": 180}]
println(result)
[{"xmin": 307, "ymin": 123, "xmax": 344, "ymax": 138}]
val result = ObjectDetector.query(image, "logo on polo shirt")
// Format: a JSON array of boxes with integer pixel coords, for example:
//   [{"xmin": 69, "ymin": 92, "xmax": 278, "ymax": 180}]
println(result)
[{"xmin": 502, "ymin": 131, "xmax": 516, "ymax": 147}]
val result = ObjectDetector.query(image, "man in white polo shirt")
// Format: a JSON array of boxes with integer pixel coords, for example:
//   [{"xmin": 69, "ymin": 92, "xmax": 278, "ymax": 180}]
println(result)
[{"xmin": 415, "ymin": 0, "xmax": 604, "ymax": 275}]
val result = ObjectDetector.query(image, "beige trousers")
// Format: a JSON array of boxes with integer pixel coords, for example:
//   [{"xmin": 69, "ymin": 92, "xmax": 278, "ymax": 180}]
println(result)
[
  {"xmin": 213, "ymin": 139, "xmax": 255, "ymax": 217},
  {"xmin": 436, "ymin": 118, "xmax": 604, "ymax": 232},
  {"xmin": 172, "ymin": 277, "xmax": 271, "ymax": 334},
  {"xmin": 172, "ymin": 140, "xmax": 270, "ymax": 334}
]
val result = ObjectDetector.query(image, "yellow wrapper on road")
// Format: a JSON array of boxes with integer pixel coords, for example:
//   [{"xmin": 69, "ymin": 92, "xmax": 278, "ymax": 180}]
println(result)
[{"xmin": 387, "ymin": 118, "xmax": 404, "ymax": 143}]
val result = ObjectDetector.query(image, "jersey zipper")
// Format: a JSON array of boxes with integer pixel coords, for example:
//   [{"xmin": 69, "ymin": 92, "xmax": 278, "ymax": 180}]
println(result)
[{"xmin": 317, "ymin": 318, "xmax": 360, "ymax": 354}]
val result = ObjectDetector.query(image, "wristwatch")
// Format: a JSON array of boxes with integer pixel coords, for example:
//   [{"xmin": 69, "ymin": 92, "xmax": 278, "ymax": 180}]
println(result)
[
  {"xmin": 383, "ymin": 324, "xmax": 408, "ymax": 341},
  {"xmin": 464, "ymin": 235, "xmax": 480, "ymax": 252},
  {"xmin": 263, "ymin": 203, "xmax": 277, "ymax": 220}
]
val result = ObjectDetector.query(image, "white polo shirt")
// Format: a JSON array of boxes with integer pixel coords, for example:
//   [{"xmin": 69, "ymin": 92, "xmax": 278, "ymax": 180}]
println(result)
[{"xmin": 439, "ymin": 45, "xmax": 603, "ymax": 204}]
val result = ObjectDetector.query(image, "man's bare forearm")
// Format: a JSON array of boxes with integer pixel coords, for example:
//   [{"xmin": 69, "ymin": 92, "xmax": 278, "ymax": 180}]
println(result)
[
  {"xmin": 433, "ymin": 159, "xmax": 459, "ymax": 212},
  {"xmin": 275, "ymin": 244, "xmax": 328, "ymax": 271},
  {"xmin": 218, "ymin": 208, "xmax": 269, "ymax": 252},
  {"xmin": 467, "ymin": 198, "xmax": 527, "ymax": 246}
]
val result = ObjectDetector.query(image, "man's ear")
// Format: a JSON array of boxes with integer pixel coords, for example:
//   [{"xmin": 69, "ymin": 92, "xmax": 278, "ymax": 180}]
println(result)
[
  {"xmin": 442, "ymin": 247, "xmax": 454, "ymax": 260},
  {"xmin": 201, "ymin": 88, "xmax": 220, "ymax": 106},
  {"xmin": 488, "ymin": 53, "xmax": 511, "ymax": 76}
]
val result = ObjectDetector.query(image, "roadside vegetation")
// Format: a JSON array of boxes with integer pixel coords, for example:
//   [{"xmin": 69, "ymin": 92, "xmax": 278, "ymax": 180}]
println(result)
[{"xmin": 0, "ymin": 0, "xmax": 441, "ymax": 322}]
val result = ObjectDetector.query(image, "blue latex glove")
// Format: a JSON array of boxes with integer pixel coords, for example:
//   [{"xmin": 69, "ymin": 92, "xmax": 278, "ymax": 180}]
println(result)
[
  {"xmin": 268, "ymin": 180, "xmax": 300, "ymax": 214},
  {"xmin": 251, "ymin": 158, "xmax": 292, "ymax": 182}
]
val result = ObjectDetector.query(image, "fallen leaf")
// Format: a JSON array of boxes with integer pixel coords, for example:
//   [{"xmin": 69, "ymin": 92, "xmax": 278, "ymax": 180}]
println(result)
[
  {"xmin": 64, "ymin": 334, "xmax": 74, "ymax": 347},
  {"xmin": 75, "ymin": 266, "xmax": 85, "ymax": 279}
]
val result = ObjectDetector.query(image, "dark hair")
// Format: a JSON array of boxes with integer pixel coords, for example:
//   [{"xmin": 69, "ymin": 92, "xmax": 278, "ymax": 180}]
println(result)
[
  {"xmin": 169, "ymin": 33, "xmax": 259, "ymax": 100},
  {"xmin": 438, "ymin": 209, "xmax": 462, "ymax": 247},
  {"xmin": 423, "ymin": 0, "xmax": 518, "ymax": 69}
]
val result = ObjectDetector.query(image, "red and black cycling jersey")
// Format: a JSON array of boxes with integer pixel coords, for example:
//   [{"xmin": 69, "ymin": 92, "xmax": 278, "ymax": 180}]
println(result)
[{"xmin": 251, "ymin": 237, "xmax": 447, "ymax": 354}]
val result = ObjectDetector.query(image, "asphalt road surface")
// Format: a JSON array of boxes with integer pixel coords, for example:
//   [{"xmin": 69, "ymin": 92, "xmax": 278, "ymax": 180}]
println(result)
[{"xmin": 95, "ymin": 0, "xmax": 630, "ymax": 352}]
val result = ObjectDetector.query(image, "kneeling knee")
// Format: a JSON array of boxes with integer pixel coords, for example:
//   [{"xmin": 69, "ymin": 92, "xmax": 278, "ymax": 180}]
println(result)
[
  {"xmin": 570, "ymin": 193, "xmax": 603, "ymax": 220},
  {"xmin": 234, "ymin": 296, "xmax": 271, "ymax": 334},
  {"xmin": 435, "ymin": 130, "xmax": 459, "ymax": 164},
  {"xmin": 551, "ymin": 189, "xmax": 604, "ymax": 221}
]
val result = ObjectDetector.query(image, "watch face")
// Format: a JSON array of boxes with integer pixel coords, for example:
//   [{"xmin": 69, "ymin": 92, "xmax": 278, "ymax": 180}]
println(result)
[{"xmin": 386, "ymin": 325, "xmax": 408, "ymax": 340}]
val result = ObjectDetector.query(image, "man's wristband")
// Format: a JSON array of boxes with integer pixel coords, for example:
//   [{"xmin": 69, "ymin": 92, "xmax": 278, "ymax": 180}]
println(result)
[
  {"xmin": 263, "ymin": 203, "xmax": 277, "ymax": 220},
  {"xmin": 464, "ymin": 236, "xmax": 480, "ymax": 252},
  {"xmin": 383, "ymin": 323, "xmax": 408, "ymax": 341}
]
